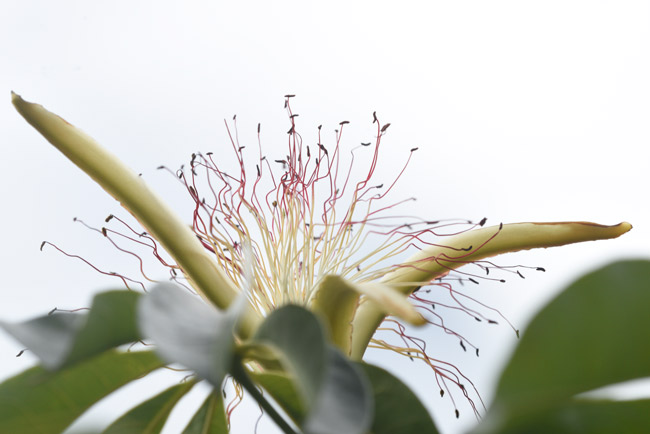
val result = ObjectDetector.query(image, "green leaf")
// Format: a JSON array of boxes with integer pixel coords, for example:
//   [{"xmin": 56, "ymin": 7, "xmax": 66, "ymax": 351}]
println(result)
[
  {"xmin": 0, "ymin": 350, "xmax": 162, "ymax": 434},
  {"xmin": 357, "ymin": 363, "xmax": 439, "ymax": 434},
  {"xmin": 138, "ymin": 283, "xmax": 243, "ymax": 388},
  {"xmin": 496, "ymin": 398, "xmax": 650, "ymax": 434},
  {"xmin": 480, "ymin": 260, "xmax": 650, "ymax": 433},
  {"xmin": 252, "ymin": 305, "xmax": 372, "ymax": 434},
  {"xmin": 103, "ymin": 381, "xmax": 196, "ymax": 434},
  {"xmin": 251, "ymin": 372, "xmax": 306, "ymax": 423},
  {"xmin": 181, "ymin": 392, "xmax": 228, "ymax": 434},
  {"xmin": 0, "ymin": 290, "xmax": 141, "ymax": 369},
  {"xmin": 303, "ymin": 348, "xmax": 372, "ymax": 434},
  {"xmin": 253, "ymin": 305, "xmax": 327, "ymax": 409}
]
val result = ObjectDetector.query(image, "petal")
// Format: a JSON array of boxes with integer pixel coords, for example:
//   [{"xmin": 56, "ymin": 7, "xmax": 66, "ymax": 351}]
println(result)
[
  {"xmin": 349, "ymin": 221, "xmax": 632, "ymax": 360},
  {"xmin": 382, "ymin": 221, "xmax": 633, "ymax": 292},
  {"xmin": 12, "ymin": 93, "xmax": 261, "ymax": 336},
  {"xmin": 311, "ymin": 275, "xmax": 425, "ymax": 355}
]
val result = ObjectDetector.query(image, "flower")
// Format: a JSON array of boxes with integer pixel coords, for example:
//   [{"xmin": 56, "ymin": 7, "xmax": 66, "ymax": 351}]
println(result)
[{"xmin": 12, "ymin": 92, "xmax": 631, "ymax": 417}]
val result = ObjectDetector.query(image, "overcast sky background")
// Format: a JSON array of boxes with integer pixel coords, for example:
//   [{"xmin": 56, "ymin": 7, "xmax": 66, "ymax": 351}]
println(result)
[{"xmin": 1, "ymin": 1, "xmax": 649, "ymax": 433}]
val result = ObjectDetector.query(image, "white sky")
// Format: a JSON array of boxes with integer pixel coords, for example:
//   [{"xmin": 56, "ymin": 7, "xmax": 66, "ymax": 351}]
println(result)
[{"xmin": 1, "ymin": 1, "xmax": 649, "ymax": 433}]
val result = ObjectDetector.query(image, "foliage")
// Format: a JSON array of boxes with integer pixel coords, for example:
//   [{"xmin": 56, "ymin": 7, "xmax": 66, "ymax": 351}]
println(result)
[
  {"xmin": 0, "ymin": 260, "xmax": 647, "ymax": 433},
  {"xmin": 3, "ymin": 94, "xmax": 640, "ymax": 433},
  {"xmin": 473, "ymin": 259, "xmax": 650, "ymax": 434}
]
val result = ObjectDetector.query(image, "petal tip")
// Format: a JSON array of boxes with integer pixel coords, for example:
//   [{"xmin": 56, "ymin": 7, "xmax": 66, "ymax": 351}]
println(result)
[{"xmin": 11, "ymin": 91, "xmax": 22, "ymax": 104}]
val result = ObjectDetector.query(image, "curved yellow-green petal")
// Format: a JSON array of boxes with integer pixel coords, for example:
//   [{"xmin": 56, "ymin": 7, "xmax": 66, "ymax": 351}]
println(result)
[
  {"xmin": 349, "ymin": 221, "xmax": 632, "ymax": 360},
  {"xmin": 311, "ymin": 275, "xmax": 425, "ymax": 355},
  {"xmin": 382, "ymin": 221, "xmax": 632, "ymax": 292},
  {"xmin": 12, "ymin": 92, "xmax": 261, "ymax": 337}
]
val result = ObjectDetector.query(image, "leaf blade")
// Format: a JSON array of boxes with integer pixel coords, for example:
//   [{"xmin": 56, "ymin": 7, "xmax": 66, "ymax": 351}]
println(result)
[
  {"xmin": 251, "ymin": 372, "xmax": 306, "ymax": 424},
  {"xmin": 497, "ymin": 398, "xmax": 650, "ymax": 434},
  {"xmin": 253, "ymin": 305, "xmax": 327, "ymax": 409},
  {"xmin": 0, "ymin": 290, "xmax": 141, "ymax": 370},
  {"xmin": 357, "ymin": 362, "xmax": 439, "ymax": 434},
  {"xmin": 103, "ymin": 381, "xmax": 196, "ymax": 434},
  {"xmin": 481, "ymin": 260, "xmax": 650, "ymax": 432},
  {"xmin": 138, "ymin": 283, "xmax": 240, "ymax": 388},
  {"xmin": 0, "ymin": 350, "xmax": 162, "ymax": 434},
  {"xmin": 181, "ymin": 392, "xmax": 228, "ymax": 434}
]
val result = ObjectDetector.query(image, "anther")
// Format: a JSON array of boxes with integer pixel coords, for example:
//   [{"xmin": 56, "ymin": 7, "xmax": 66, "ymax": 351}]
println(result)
[
  {"xmin": 410, "ymin": 147, "xmax": 418, "ymax": 152},
  {"xmin": 16, "ymin": 349, "xmax": 25, "ymax": 357},
  {"xmin": 469, "ymin": 278, "xmax": 479, "ymax": 284},
  {"xmin": 380, "ymin": 123, "xmax": 391, "ymax": 133},
  {"xmin": 517, "ymin": 270, "xmax": 525, "ymax": 279},
  {"xmin": 460, "ymin": 340, "xmax": 466, "ymax": 351},
  {"xmin": 361, "ymin": 142, "xmax": 371, "ymax": 146},
  {"xmin": 536, "ymin": 267, "xmax": 546, "ymax": 272},
  {"xmin": 40, "ymin": 241, "xmax": 46, "ymax": 251},
  {"xmin": 339, "ymin": 120, "xmax": 350, "ymax": 125},
  {"xmin": 479, "ymin": 217, "xmax": 487, "ymax": 226},
  {"xmin": 105, "ymin": 214, "xmax": 114, "ymax": 223}
]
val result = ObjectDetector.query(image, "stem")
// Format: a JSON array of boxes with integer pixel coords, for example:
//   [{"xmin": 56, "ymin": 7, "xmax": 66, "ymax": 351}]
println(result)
[{"xmin": 231, "ymin": 359, "xmax": 299, "ymax": 434}]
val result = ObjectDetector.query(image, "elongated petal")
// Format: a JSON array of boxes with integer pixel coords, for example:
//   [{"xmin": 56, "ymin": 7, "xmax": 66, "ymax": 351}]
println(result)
[
  {"xmin": 12, "ymin": 93, "xmax": 260, "ymax": 336},
  {"xmin": 382, "ymin": 221, "xmax": 632, "ymax": 292},
  {"xmin": 311, "ymin": 275, "xmax": 425, "ymax": 355},
  {"xmin": 349, "ymin": 221, "xmax": 632, "ymax": 359}
]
